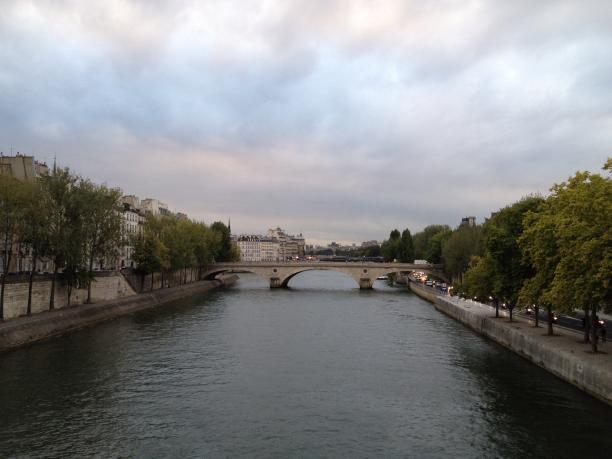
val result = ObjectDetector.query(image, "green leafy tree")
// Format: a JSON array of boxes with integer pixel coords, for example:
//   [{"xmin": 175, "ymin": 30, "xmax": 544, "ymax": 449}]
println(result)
[
  {"xmin": 381, "ymin": 229, "xmax": 401, "ymax": 261},
  {"xmin": 363, "ymin": 244, "xmax": 381, "ymax": 258},
  {"xmin": 20, "ymin": 180, "xmax": 51, "ymax": 316},
  {"xmin": 191, "ymin": 222, "xmax": 217, "ymax": 276},
  {"xmin": 131, "ymin": 231, "xmax": 169, "ymax": 291},
  {"xmin": 463, "ymin": 255, "xmax": 499, "ymax": 316},
  {"xmin": 441, "ymin": 225, "xmax": 483, "ymax": 284},
  {"xmin": 0, "ymin": 175, "xmax": 28, "ymax": 319},
  {"xmin": 521, "ymin": 164, "xmax": 611, "ymax": 351},
  {"xmin": 76, "ymin": 181, "xmax": 123, "ymax": 303},
  {"xmin": 426, "ymin": 228, "xmax": 452, "ymax": 263},
  {"xmin": 211, "ymin": 221, "xmax": 239, "ymax": 262},
  {"xmin": 483, "ymin": 196, "xmax": 544, "ymax": 321},
  {"xmin": 398, "ymin": 229, "xmax": 415, "ymax": 263},
  {"xmin": 40, "ymin": 167, "xmax": 80, "ymax": 309},
  {"xmin": 413, "ymin": 225, "xmax": 452, "ymax": 262}
]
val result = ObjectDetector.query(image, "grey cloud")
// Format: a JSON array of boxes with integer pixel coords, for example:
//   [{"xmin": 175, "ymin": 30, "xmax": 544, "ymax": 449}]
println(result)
[{"xmin": 1, "ymin": 0, "xmax": 611, "ymax": 243}]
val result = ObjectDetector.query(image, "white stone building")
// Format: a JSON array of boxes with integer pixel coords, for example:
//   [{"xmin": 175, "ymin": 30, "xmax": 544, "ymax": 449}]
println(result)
[
  {"xmin": 140, "ymin": 198, "xmax": 170, "ymax": 216},
  {"xmin": 236, "ymin": 235, "xmax": 281, "ymax": 262},
  {"xmin": 235, "ymin": 227, "xmax": 306, "ymax": 262},
  {"xmin": 119, "ymin": 199, "xmax": 147, "ymax": 268},
  {"xmin": 267, "ymin": 227, "xmax": 305, "ymax": 260}
]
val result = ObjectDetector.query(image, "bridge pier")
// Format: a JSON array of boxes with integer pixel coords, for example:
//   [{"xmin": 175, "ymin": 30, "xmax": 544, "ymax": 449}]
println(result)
[
  {"xmin": 269, "ymin": 277, "xmax": 282, "ymax": 289},
  {"xmin": 359, "ymin": 278, "xmax": 373, "ymax": 290}
]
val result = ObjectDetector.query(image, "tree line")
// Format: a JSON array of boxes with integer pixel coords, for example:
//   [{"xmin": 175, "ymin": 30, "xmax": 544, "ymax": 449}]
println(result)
[
  {"xmin": 130, "ymin": 217, "xmax": 239, "ymax": 292},
  {"xmin": 0, "ymin": 167, "xmax": 123, "ymax": 318},
  {"xmin": 461, "ymin": 159, "xmax": 611, "ymax": 352},
  {"xmin": 0, "ymin": 167, "xmax": 238, "ymax": 320},
  {"xmin": 380, "ymin": 160, "xmax": 610, "ymax": 353}
]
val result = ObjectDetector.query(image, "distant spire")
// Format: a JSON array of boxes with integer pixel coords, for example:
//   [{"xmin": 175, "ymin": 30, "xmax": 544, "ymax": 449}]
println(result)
[
  {"xmin": 53, "ymin": 154, "xmax": 57, "ymax": 173},
  {"xmin": 228, "ymin": 217, "xmax": 231, "ymax": 234}
]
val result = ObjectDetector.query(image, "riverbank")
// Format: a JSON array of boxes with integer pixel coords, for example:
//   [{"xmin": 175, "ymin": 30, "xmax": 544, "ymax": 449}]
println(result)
[
  {"xmin": 408, "ymin": 280, "xmax": 612, "ymax": 407},
  {"xmin": 0, "ymin": 274, "xmax": 238, "ymax": 353}
]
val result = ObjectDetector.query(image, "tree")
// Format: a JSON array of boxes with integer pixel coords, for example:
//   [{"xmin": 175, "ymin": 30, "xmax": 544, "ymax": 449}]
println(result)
[
  {"xmin": 39, "ymin": 167, "xmax": 79, "ymax": 310},
  {"xmin": 463, "ymin": 255, "xmax": 499, "ymax": 317},
  {"xmin": 362, "ymin": 244, "xmax": 381, "ymax": 257},
  {"xmin": 131, "ymin": 231, "xmax": 168, "ymax": 292},
  {"xmin": 397, "ymin": 229, "xmax": 414, "ymax": 263},
  {"xmin": 381, "ymin": 229, "xmax": 401, "ymax": 261},
  {"xmin": 211, "ymin": 221, "xmax": 239, "ymax": 262},
  {"xmin": 76, "ymin": 181, "xmax": 123, "ymax": 303},
  {"xmin": 0, "ymin": 176, "xmax": 28, "ymax": 319},
  {"xmin": 441, "ymin": 225, "xmax": 483, "ymax": 284},
  {"xmin": 426, "ymin": 228, "xmax": 452, "ymax": 263},
  {"xmin": 413, "ymin": 225, "xmax": 452, "ymax": 262},
  {"xmin": 20, "ymin": 180, "xmax": 51, "ymax": 316},
  {"xmin": 190, "ymin": 221, "xmax": 217, "ymax": 277},
  {"xmin": 483, "ymin": 196, "xmax": 544, "ymax": 322},
  {"xmin": 519, "ymin": 209, "xmax": 559, "ymax": 335}
]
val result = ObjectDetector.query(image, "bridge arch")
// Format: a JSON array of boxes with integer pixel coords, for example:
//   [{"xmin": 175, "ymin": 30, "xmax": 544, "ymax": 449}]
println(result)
[
  {"xmin": 201, "ymin": 267, "xmax": 272, "ymax": 285},
  {"xmin": 279, "ymin": 267, "xmax": 368, "ymax": 288}
]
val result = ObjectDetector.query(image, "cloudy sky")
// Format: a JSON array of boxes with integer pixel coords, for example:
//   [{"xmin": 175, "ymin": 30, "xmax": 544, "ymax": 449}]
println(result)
[{"xmin": 1, "ymin": 0, "xmax": 610, "ymax": 244}]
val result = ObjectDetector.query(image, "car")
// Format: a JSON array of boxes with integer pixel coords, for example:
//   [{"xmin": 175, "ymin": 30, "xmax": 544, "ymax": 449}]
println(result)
[{"xmin": 426, "ymin": 280, "xmax": 433, "ymax": 287}]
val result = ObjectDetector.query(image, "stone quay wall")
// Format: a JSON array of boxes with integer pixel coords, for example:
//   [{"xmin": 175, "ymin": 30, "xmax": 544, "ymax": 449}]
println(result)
[
  {"xmin": 0, "ymin": 274, "xmax": 238, "ymax": 353},
  {"xmin": 1, "ymin": 272, "xmax": 136, "ymax": 320},
  {"xmin": 409, "ymin": 281, "xmax": 612, "ymax": 407}
]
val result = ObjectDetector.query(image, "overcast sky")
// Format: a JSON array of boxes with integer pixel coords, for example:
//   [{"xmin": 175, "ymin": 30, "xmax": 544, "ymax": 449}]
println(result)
[{"xmin": 1, "ymin": 0, "xmax": 610, "ymax": 244}]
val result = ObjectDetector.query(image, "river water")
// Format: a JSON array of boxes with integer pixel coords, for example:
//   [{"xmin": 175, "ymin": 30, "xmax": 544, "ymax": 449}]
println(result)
[{"xmin": 1, "ymin": 271, "xmax": 611, "ymax": 458}]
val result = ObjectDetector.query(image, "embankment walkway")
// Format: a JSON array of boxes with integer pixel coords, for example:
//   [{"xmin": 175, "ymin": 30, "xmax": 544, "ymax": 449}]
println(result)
[{"xmin": 409, "ymin": 281, "xmax": 612, "ymax": 406}]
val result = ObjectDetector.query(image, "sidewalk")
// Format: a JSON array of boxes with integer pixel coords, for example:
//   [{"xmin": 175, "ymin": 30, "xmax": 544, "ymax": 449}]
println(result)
[
  {"xmin": 464, "ymin": 297, "xmax": 610, "ymax": 342},
  {"xmin": 453, "ymin": 296, "xmax": 611, "ymax": 352}
]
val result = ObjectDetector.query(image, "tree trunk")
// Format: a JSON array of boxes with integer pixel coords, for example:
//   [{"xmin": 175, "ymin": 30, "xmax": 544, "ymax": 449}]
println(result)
[
  {"xmin": 49, "ymin": 264, "xmax": 58, "ymax": 310},
  {"xmin": 534, "ymin": 305, "xmax": 539, "ymax": 328},
  {"xmin": 86, "ymin": 252, "xmax": 94, "ymax": 304},
  {"xmin": 583, "ymin": 306, "xmax": 590, "ymax": 343},
  {"xmin": 590, "ymin": 304, "xmax": 598, "ymax": 353},
  {"xmin": 161, "ymin": 269, "xmax": 164, "ymax": 289},
  {"xmin": 27, "ymin": 250, "xmax": 37, "ymax": 316},
  {"xmin": 546, "ymin": 306, "xmax": 554, "ymax": 336},
  {"xmin": 1, "ymin": 242, "xmax": 13, "ymax": 321},
  {"xmin": 140, "ymin": 273, "xmax": 145, "ymax": 293},
  {"xmin": 508, "ymin": 304, "xmax": 513, "ymax": 322},
  {"xmin": 0, "ymin": 274, "xmax": 5, "ymax": 321},
  {"xmin": 494, "ymin": 299, "xmax": 499, "ymax": 318},
  {"xmin": 150, "ymin": 272, "xmax": 154, "ymax": 291},
  {"xmin": 67, "ymin": 285, "xmax": 72, "ymax": 307}
]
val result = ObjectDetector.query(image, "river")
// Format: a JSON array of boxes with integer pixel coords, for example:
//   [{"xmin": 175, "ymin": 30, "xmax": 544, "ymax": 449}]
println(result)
[{"xmin": 1, "ymin": 271, "xmax": 611, "ymax": 458}]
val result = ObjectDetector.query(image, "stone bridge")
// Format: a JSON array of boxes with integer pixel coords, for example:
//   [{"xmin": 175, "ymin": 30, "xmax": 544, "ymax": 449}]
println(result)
[{"xmin": 201, "ymin": 261, "xmax": 446, "ymax": 290}]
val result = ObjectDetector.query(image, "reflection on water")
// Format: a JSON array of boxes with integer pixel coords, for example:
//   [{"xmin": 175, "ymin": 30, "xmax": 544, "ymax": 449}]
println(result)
[{"xmin": 1, "ymin": 271, "xmax": 611, "ymax": 458}]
